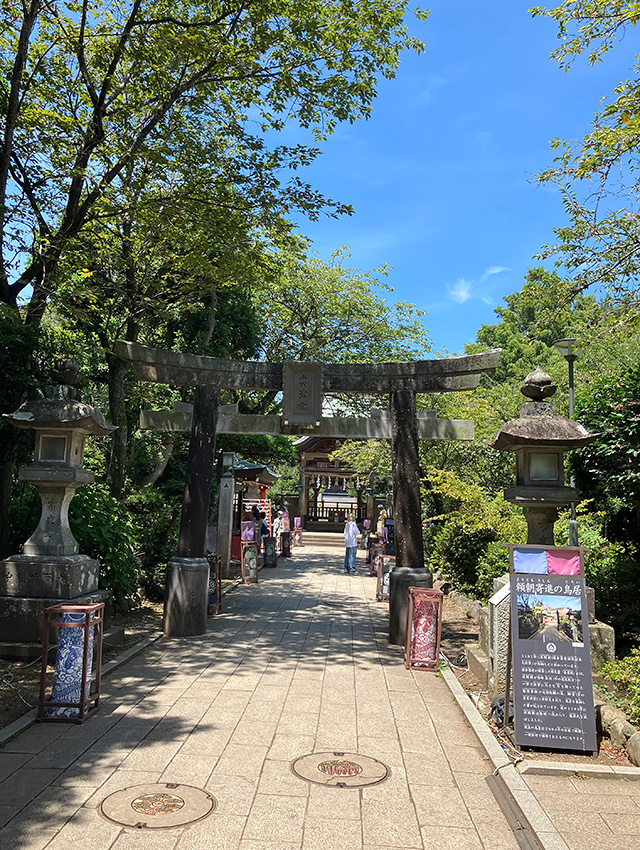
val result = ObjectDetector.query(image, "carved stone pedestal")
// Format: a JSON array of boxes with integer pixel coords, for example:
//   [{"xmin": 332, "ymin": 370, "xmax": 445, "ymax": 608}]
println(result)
[{"xmin": 0, "ymin": 554, "xmax": 109, "ymax": 660}]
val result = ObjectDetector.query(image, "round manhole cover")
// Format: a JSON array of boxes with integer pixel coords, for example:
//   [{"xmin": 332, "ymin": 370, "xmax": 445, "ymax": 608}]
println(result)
[
  {"xmin": 99, "ymin": 783, "xmax": 216, "ymax": 829},
  {"xmin": 291, "ymin": 751, "xmax": 390, "ymax": 788}
]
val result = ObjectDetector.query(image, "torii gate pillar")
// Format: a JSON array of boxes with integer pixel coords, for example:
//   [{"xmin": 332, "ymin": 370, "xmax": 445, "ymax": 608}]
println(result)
[
  {"xmin": 388, "ymin": 390, "xmax": 430, "ymax": 645},
  {"xmin": 163, "ymin": 386, "xmax": 218, "ymax": 638}
]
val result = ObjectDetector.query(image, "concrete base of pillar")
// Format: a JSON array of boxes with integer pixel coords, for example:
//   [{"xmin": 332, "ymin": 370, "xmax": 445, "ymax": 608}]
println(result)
[
  {"xmin": 163, "ymin": 557, "xmax": 209, "ymax": 637},
  {"xmin": 388, "ymin": 568, "xmax": 432, "ymax": 646}
]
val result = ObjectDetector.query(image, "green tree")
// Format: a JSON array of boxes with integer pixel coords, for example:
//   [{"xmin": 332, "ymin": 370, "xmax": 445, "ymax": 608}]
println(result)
[
  {"xmin": 531, "ymin": 1, "xmax": 640, "ymax": 318},
  {"xmin": 1, "ymin": 0, "xmax": 426, "ymax": 320},
  {"xmin": 572, "ymin": 361, "xmax": 640, "ymax": 547},
  {"xmin": 0, "ymin": 0, "xmax": 427, "ymax": 550},
  {"xmin": 236, "ymin": 248, "xmax": 433, "ymax": 414}
]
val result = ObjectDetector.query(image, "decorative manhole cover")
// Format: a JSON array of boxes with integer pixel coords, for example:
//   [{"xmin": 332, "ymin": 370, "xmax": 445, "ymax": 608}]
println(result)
[
  {"xmin": 131, "ymin": 793, "xmax": 185, "ymax": 815},
  {"xmin": 291, "ymin": 751, "xmax": 390, "ymax": 788},
  {"xmin": 99, "ymin": 783, "xmax": 216, "ymax": 829}
]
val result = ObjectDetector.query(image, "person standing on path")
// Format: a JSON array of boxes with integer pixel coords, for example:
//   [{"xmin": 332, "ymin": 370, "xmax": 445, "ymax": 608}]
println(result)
[{"xmin": 344, "ymin": 513, "xmax": 360, "ymax": 574}]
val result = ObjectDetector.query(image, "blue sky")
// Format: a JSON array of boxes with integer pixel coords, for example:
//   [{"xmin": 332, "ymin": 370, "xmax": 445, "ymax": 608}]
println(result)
[{"xmin": 286, "ymin": 1, "xmax": 638, "ymax": 355}]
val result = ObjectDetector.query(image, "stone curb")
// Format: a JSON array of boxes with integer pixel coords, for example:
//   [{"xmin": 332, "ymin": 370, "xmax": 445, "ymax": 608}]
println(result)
[
  {"xmin": 518, "ymin": 761, "xmax": 640, "ymax": 780},
  {"xmin": 440, "ymin": 665, "xmax": 570, "ymax": 850}
]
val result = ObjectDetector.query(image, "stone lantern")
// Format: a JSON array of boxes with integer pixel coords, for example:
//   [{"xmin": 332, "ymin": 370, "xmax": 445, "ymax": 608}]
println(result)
[
  {"xmin": 493, "ymin": 367, "xmax": 597, "ymax": 545},
  {"xmin": 0, "ymin": 359, "xmax": 116, "ymax": 659}
]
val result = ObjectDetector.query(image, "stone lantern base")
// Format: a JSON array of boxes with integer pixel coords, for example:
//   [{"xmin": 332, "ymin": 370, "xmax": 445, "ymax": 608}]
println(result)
[{"xmin": 0, "ymin": 554, "xmax": 110, "ymax": 660}]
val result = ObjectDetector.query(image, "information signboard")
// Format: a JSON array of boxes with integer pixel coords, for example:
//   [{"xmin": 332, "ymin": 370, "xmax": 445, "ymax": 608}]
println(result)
[{"xmin": 509, "ymin": 545, "xmax": 597, "ymax": 752}]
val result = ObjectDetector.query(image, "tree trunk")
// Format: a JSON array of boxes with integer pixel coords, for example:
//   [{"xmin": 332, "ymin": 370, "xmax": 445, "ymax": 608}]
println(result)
[
  {"xmin": 106, "ymin": 352, "xmax": 128, "ymax": 499},
  {"xmin": 0, "ymin": 433, "xmax": 18, "ymax": 559},
  {"xmin": 139, "ymin": 436, "xmax": 175, "ymax": 489}
]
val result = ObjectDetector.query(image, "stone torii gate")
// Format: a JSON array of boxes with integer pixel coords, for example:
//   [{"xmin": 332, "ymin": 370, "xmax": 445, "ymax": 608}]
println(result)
[{"xmin": 115, "ymin": 341, "xmax": 501, "ymax": 643}]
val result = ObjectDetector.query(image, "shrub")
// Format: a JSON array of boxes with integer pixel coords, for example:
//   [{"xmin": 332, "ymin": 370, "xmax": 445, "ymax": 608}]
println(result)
[
  {"xmin": 556, "ymin": 507, "xmax": 640, "ymax": 645},
  {"xmin": 423, "ymin": 467, "xmax": 526, "ymax": 600},
  {"xmin": 126, "ymin": 488, "xmax": 180, "ymax": 600},
  {"xmin": 601, "ymin": 649, "xmax": 640, "ymax": 723},
  {"xmin": 69, "ymin": 485, "xmax": 141, "ymax": 601}
]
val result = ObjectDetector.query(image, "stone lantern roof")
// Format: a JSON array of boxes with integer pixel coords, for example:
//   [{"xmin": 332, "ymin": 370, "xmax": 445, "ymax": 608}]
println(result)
[
  {"xmin": 493, "ymin": 367, "xmax": 596, "ymax": 453},
  {"xmin": 2, "ymin": 357, "xmax": 115, "ymax": 436},
  {"xmin": 3, "ymin": 397, "xmax": 115, "ymax": 436}
]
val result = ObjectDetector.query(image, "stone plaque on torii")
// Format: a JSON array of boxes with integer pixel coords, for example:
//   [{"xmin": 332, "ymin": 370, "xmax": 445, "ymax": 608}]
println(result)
[{"xmin": 115, "ymin": 341, "xmax": 501, "ymax": 642}]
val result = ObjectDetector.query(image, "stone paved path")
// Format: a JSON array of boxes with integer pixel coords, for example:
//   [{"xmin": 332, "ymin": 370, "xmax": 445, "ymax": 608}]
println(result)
[{"xmin": 0, "ymin": 542, "xmax": 541, "ymax": 849}]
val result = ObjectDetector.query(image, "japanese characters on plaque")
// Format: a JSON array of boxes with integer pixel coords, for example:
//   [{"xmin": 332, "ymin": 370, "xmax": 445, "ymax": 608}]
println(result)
[
  {"xmin": 509, "ymin": 545, "xmax": 597, "ymax": 753},
  {"xmin": 282, "ymin": 362, "xmax": 323, "ymax": 427}
]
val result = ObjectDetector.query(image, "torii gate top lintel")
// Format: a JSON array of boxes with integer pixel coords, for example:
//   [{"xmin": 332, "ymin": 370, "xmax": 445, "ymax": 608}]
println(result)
[{"xmin": 114, "ymin": 341, "xmax": 501, "ymax": 394}]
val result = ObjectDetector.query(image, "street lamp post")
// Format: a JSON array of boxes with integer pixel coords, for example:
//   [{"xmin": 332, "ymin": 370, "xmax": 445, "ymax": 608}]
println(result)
[{"xmin": 553, "ymin": 338, "xmax": 582, "ymax": 545}]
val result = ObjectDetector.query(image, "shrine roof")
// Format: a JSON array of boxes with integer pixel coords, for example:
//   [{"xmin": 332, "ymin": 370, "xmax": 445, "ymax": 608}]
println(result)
[
  {"xmin": 233, "ymin": 458, "xmax": 280, "ymax": 484},
  {"xmin": 293, "ymin": 436, "xmax": 345, "ymax": 454}
]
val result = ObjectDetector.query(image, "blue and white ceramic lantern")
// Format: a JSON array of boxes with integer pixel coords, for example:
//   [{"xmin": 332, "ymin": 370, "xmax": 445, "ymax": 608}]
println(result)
[{"xmin": 48, "ymin": 611, "xmax": 95, "ymax": 718}]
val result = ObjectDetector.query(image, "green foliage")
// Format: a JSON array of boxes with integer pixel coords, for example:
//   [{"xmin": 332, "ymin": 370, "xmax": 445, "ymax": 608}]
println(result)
[
  {"xmin": 257, "ymin": 249, "xmax": 432, "ymax": 365},
  {"xmin": 422, "ymin": 468, "xmax": 527, "ymax": 600},
  {"xmin": 217, "ymin": 435, "xmax": 297, "ymax": 468},
  {"xmin": 126, "ymin": 489, "xmax": 180, "ymax": 601},
  {"xmin": 0, "ymin": 308, "xmax": 42, "ymax": 468},
  {"xmin": 7, "ymin": 484, "xmax": 40, "ymax": 555},
  {"xmin": 475, "ymin": 541, "xmax": 512, "ymax": 601},
  {"xmin": 1, "ymin": 0, "xmax": 425, "ymax": 314},
  {"xmin": 0, "ymin": 308, "xmax": 41, "ymax": 408},
  {"xmin": 530, "ymin": 1, "xmax": 638, "ymax": 67},
  {"xmin": 572, "ymin": 362, "xmax": 640, "ymax": 545},
  {"xmin": 69, "ymin": 485, "xmax": 141, "ymax": 601},
  {"xmin": 532, "ymin": 2, "xmax": 640, "ymax": 317},
  {"xmin": 432, "ymin": 522, "xmax": 499, "ymax": 594},
  {"xmin": 601, "ymin": 648, "xmax": 640, "ymax": 723},
  {"xmin": 331, "ymin": 440, "xmax": 391, "ymax": 481}
]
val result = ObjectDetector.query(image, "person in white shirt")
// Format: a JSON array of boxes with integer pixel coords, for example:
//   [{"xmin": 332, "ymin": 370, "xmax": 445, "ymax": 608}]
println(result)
[{"xmin": 343, "ymin": 513, "xmax": 360, "ymax": 574}]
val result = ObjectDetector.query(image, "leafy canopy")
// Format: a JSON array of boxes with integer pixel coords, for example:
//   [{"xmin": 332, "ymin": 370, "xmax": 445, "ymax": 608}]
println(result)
[
  {"xmin": 532, "ymin": 1, "xmax": 640, "ymax": 319},
  {"xmin": 1, "ymin": 0, "xmax": 427, "ymax": 315}
]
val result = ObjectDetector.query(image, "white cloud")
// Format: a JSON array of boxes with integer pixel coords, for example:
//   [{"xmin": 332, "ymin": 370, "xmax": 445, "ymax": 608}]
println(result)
[
  {"xmin": 446, "ymin": 266, "xmax": 508, "ymax": 304},
  {"xmin": 448, "ymin": 278, "xmax": 473, "ymax": 303},
  {"xmin": 482, "ymin": 265, "xmax": 509, "ymax": 280}
]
